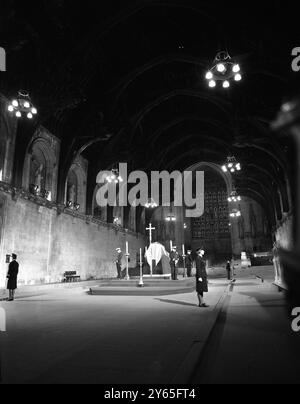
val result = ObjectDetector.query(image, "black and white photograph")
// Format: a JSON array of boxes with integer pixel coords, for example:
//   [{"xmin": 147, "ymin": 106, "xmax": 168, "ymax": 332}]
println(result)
[{"xmin": 0, "ymin": 0, "xmax": 300, "ymax": 388}]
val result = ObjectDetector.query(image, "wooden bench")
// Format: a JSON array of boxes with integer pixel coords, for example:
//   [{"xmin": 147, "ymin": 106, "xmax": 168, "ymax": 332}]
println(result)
[{"xmin": 63, "ymin": 271, "xmax": 81, "ymax": 283}]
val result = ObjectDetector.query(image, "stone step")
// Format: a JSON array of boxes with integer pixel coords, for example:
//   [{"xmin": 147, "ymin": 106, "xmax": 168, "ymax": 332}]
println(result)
[
  {"xmin": 96, "ymin": 279, "xmax": 195, "ymax": 288},
  {"xmin": 89, "ymin": 285, "xmax": 196, "ymax": 296}
]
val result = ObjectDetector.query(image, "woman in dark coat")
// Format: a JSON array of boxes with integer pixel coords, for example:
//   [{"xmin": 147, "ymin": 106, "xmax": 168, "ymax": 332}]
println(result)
[
  {"xmin": 7, "ymin": 254, "xmax": 19, "ymax": 301},
  {"xmin": 226, "ymin": 261, "xmax": 232, "ymax": 280},
  {"xmin": 196, "ymin": 249, "xmax": 209, "ymax": 308}
]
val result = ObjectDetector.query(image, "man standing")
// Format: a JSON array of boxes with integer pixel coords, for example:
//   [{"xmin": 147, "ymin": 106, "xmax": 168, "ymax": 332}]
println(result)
[
  {"xmin": 115, "ymin": 248, "xmax": 123, "ymax": 279},
  {"xmin": 170, "ymin": 246, "xmax": 179, "ymax": 280},
  {"xmin": 226, "ymin": 260, "xmax": 232, "ymax": 281},
  {"xmin": 7, "ymin": 254, "xmax": 19, "ymax": 301},
  {"xmin": 196, "ymin": 248, "xmax": 209, "ymax": 308},
  {"xmin": 186, "ymin": 250, "xmax": 193, "ymax": 278}
]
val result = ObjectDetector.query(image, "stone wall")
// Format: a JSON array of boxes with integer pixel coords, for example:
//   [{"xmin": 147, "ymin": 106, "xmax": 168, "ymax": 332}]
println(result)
[
  {"xmin": 273, "ymin": 213, "xmax": 293, "ymax": 288},
  {"xmin": 0, "ymin": 190, "xmax": 146, "ymax": 287},
  {"xmin": 274, "ymin": 213, "xmax": 293, "ymax": 250},
  {"xmin": 231, "ymin": 197, "xmax": 272, "ymax": 257},
  {"xmin": 0, "ymin": 96, "xmax": 17, "ymax": 184}
]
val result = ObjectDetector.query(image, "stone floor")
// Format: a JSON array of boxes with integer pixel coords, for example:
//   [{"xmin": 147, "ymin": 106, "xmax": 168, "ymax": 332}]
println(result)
[{"xmin": 0, "ymin": 266, "xmax": 299, "ymax": 384}]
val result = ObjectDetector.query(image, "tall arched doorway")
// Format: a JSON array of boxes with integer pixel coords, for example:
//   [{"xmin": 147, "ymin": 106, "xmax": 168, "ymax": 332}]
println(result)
[{"xmin": 190, "ymin": 165, "xmax": 232, "ymax": 264}]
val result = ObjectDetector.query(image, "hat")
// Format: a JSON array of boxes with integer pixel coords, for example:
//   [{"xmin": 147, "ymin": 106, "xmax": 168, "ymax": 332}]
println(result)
[{"xmin": 12, "ymin": 253, "xmax": 17, "ymax": 260}]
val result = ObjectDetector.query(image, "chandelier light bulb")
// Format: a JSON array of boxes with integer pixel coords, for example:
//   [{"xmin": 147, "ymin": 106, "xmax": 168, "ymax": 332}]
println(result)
[
  {"xmin": 223, "ymin": 80, "xmax": 230, "ymax": 88},
  {"xmin": 12, "ymin": 100, "xmax": 19, "ymax": 107},
  {"xmin": 217, "ymin": 63, "xmax": 226, "ymax": 73},
  {"xmin": 24, "ymin": 101, "xmax": 30, "ymax": 108},
  {"xmin": 31, "ymin": 107, "xmax": 38, "ymax": 115},
  {"xmin": 16, "ymin": 111, "xmax": 21, "ymax": 118},
  {"xmin": 8, "ymin": 105, "xmax": 14, "ymax": 112},
  {"xmin": 234, "ymin": 73, "xmax": 242, "ymax": 81},
  {"xmin": 27, "ymin": 112, "xmax": 33, "ymax": 119},
  {"xmin": 222, "ymin": 165, "xmax": 228, "ymax": 173},
  {"xmin": 209, "ymin": 80, "xmax": 216, "ymax": 88},
  {"xmin": 206, "ymin": 71, "xmax": 213, "ymax": 80},
  {"xmin": 233, "ymin": 64, "xmax": 240, "ymax": 73}
]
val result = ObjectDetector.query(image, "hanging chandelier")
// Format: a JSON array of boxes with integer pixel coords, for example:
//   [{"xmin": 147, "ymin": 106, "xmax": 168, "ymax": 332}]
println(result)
[
  {"xmin": 166, "ymin": 214, "xmax": 177, "ymax": 222},
  {"xmin": 113, "ymin": 217, "xmax": 121, "ymax": 226},
  {"xmin": 66, "ymin": 201, "xmax": 80, "ymax": 211},
  {"xmin": 7, "ymin": 90, "xmax": 38, "ymax": 119},
  {"xmin": 222, "ymin": 156, "xmax": 241, "ymax": 173},
  {"xmin": 229, "ymin": 209, "xmax": 241, "ymax": 218},
  {"xmin": 228, "ymin": 190, "xmax": 242, "ymax": 203},
  {"xmin": 105, "ymin": 168, "xmax": 123, "ymax": 184},
  {"xmin": 145, "ymin": 198, "xmax": 158, "ymax": 209},
  {"xmin": 205, "ymin": 51, "xmax": 242, "ymax": 89}
]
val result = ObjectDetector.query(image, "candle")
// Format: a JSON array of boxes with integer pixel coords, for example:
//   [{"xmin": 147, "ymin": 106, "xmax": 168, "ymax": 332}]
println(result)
[
  {"xmin": 182, "ymin": 244, "xmax": 185, "ymax": 256},
  {"xmin": 140, "ymin": 248, "xmax": 142, "ymax": 264},
  {"xmin": 126, "ymin": 242, "xmax": 129, "ymax": 255},
  {"xmin": 170, "ymin": 240, "xmax": 173, "ymax": 251}
]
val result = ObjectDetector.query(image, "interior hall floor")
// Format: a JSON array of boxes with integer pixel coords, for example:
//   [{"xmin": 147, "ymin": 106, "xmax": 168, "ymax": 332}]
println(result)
[{"xmin": 0, "ymin": 266, "xmax": 299, "ymax": 384}]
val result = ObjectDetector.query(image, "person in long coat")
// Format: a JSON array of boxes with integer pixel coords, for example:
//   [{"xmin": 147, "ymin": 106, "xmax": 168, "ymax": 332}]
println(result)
[
  {"xmin": 196, "ymin": 248, "xmax": 209, "ymax": 308},
  {"xmin": 170, "ymin": 247, "xmax": 179, "ymax": 280},
  {"xmin": 226, "ymin": 260, "xmax": 232, "ymax": 280},
  {"xmin": 7, "ymin": 254, "xmax": 19, "ymax": 301},
  {"xmin": 186, "ymin": 250, "xmax": 193, "ymax": 278},
  {"xmin": 115, "ymin": 248, "xmax": 123, "ymax": 279}
]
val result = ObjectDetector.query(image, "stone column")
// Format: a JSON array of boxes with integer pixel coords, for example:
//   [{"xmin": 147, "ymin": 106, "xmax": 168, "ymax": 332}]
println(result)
[{"xmin": 272, "ymin": 97, "xmax": 300, "ymax": 307}]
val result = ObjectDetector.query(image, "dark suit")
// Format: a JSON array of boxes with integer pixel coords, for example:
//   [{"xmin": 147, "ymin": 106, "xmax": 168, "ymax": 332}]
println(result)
[
  {"xmin": 7, "ymin": 260, "xmax": 19, "ymax": 290},
  {"xmin": 226, "ymin": 263, "xmax": 232, "ymax": 280},
  {"xmin": 116, "ymin": 252, "xmax": 123, "ymax": 279},
  {"xmin": 170, "ymin": 251, "xmax": 179, "ymax": 280},
  {"xmin": 186, "ymin": 254, "xmax": 193, "ymax": 277},
  {"xmin": 196, "ymin": 256, "xmax": 208, "ymax": 295}
]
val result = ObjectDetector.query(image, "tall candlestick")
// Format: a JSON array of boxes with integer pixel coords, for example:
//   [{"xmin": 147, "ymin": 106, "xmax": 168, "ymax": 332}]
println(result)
[
  {"xmin": 139, "ymin": 248, "xmax": 144, "ymax": 287},
  {"xmin": 125, "ymin": 242, "xmax": 130, "ymax": 280},
  {"xmin": 182, "ymin": 244, "xmax": 185, "ymax": 256}
]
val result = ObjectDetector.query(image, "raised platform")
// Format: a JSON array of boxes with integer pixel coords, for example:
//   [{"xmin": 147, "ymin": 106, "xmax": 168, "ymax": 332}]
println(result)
[{"xmin": 89, "ymin": 277, "xmax": 196, "ymax": 296}]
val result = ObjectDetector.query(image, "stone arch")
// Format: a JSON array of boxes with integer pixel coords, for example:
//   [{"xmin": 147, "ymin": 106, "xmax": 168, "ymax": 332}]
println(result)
[
  {"xmin": 92, "ymin": 184, "xmax": 108, "ymax": 222},
  {"xmin": 65, "ymin": 157, "xmax": 88, "ymax": 213},
  {"xmin": 185, "ymin": 161, "xmax": 233, "ymax": 193},
  {"xmin": 23, "ymin": 135, "xmax": 57, "ymax": 201},
  {"xmin": 0, "ymin": 95, "xmax": 17, "ymax": 184}
]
